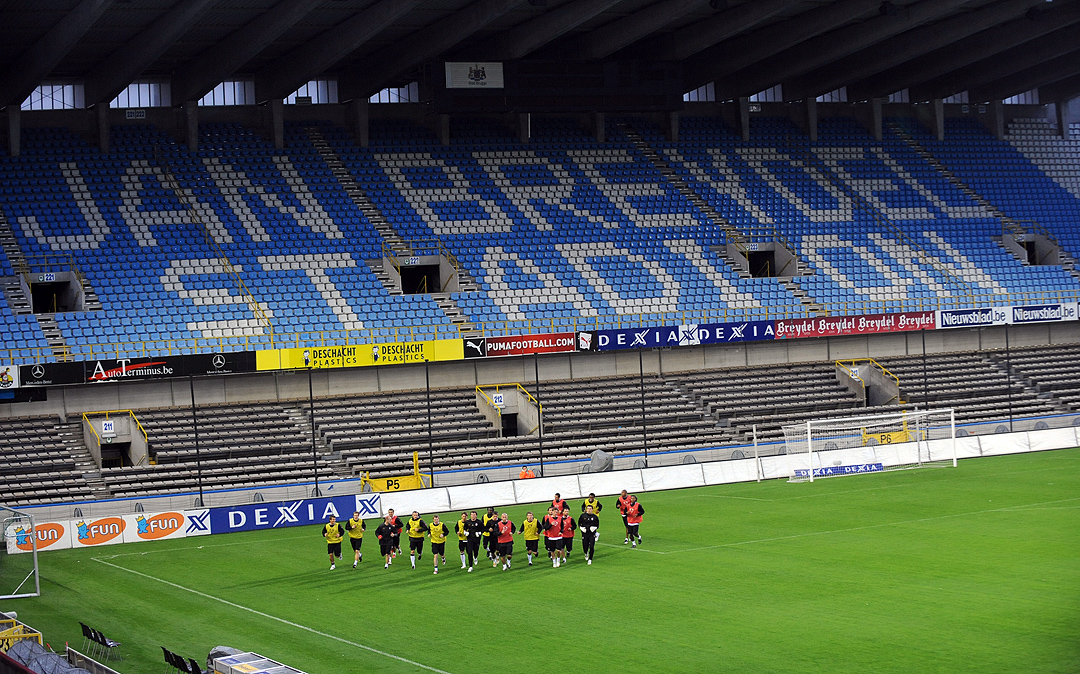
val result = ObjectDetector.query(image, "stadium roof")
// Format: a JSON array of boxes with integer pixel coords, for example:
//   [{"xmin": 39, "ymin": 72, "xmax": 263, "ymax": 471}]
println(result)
[{"xmin": 1, "ymin": 0, "xmax": 1078, "ymax": 110}]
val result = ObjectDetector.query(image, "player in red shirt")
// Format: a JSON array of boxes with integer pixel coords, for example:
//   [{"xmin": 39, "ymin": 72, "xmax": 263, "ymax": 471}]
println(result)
[
  {"xmin": 541, "ymin": 506, "xmax": 564, "ymax": 567},
  {"xmin": 552, "ymin": 493, "xmax": 567, "ymax": 513},
  {"xmin": 560, "ymin": 505, "xmax": 577, "ymax": 562},
  {"xmin": 495, "ymin": 512, "xmax": 516, "ymax": 571},
  {"xmin": 626, "ymin": 495, "xmax": 645, "ymax": 548},
  {"xmin": 616, "ymin": 490, "xmax": 633, "ymax": 544}
]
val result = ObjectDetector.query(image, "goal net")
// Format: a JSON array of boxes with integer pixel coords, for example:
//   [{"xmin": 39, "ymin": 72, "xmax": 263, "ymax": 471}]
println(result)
[
  {"xmin": 0, "ymin": 505, "xmax": 41, "ymax": 599},
  {"xmin": 784, "ymin": 409, "xmax": 956, "ymax": 483}
]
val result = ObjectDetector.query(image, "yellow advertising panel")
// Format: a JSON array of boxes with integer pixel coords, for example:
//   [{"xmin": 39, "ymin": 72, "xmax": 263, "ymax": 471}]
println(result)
[{"xmin": 257, "ymin": 339, "xmax": 465, "ymax": 372}]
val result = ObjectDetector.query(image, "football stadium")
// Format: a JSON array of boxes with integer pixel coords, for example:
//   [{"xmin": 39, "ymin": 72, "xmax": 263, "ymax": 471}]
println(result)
[{"xmin": 1, "ymin": 1, "xmax": 1079, "ymax": 673}]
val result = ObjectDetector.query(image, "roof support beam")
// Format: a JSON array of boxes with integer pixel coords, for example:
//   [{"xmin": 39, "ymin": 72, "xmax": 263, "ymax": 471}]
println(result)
[
  {"xmin": 1040, "ymin": 73, "xmax": 1080, "ymax": 104},
  {"xmin": 339, "ymin": 0, "xmax": 526, "ymax": 101},
  {"xmin": 83, "ymin": 0, "xmax": 216, "ymax": 107},
  {"xmin": 493, "ymin": 0, "xmax": 623, "ymax": 60},
  {"xmin": 0, "ymin": 0, "xmax": 113, "ymax": 108},
  {"xmin": 684, "ymin": 0, "xmax": 880, "ymax": 94},
  {"xmin": 571, "ymin": 0, "xmax": 709, "ymax": 61},
  {"xmin": 785, "ymin": 0, "xmax": 1045, "ymax": 102},
  {"xmin": 254, "ymin": 0, "xmax": 421, "ymax": 103},
  {"xmin": 171, "ymin": 0, "xmax": 321, "ymax": 105},
  {"xmin": 911, "ymin": 22, "xmax": 1080, "ymax": 101},
  {"xmin": 720, "ymin": 0, "xmax": 973, "ymax": 100},
  {"xmin": 970, "ymin": 48, "xmax": 1080, "ymax": 102},
  {"xmin": 657, "ymin": 0, "xmax": 802, "ymax": 61},
  {"xmin": 849, "ymin": 1, "xmax": 1080, "ymax": 101}
]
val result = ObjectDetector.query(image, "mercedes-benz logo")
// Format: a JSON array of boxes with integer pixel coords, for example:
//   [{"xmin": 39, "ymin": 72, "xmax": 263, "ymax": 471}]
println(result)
[
  {"xmin": 212, "ymin": 354, "xmax": 226, "ymax": 369},
  {"xmin": 31, "ymin": 364, "xmax": 45, "ymax": 379}
]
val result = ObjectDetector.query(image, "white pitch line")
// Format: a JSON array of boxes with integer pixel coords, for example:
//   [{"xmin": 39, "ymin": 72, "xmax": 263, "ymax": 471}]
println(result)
[{"xmin": 92, "ymin": 557, "xmax": 455, "ymax": 674}]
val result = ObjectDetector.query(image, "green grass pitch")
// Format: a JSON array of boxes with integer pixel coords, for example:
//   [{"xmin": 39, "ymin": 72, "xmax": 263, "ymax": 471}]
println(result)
[{"xmin": 3, "ymin": 448, "xmax": 1079, "ymax": 674}]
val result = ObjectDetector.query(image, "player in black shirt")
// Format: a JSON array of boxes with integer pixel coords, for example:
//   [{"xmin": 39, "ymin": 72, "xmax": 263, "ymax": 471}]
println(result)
[
  {"xmin": 464, "ymin": 510, "xmax": 485, "ymax": 572},
  {"xmin": 578, "ymin": 505, "xmax": 600, "ymax": 565},
  {"xmin": 374, "ymin": 516, "xmax": 396, "ymax": 569}
]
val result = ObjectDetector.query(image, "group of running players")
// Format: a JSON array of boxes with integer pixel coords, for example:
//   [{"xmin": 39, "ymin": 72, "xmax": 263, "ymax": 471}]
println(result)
[{"xmin": 320, "ymin": 490, "xmax": 645, "ymax": 574}]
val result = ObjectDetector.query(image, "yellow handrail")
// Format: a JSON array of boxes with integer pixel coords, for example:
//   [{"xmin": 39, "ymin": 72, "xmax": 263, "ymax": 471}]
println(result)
[
  {"xmin": 836, "ymin": 358, "xmax": 905, "ymax": 405},
  {"xmin": 152, "ymin": 148, "xmax": 274, "ymax": 342},
  {"xmin": 4, "ymin": 288, "xmax": 1079, "ymax": 365},
  {"xmin": 475, "ymin": 383, "xmax": 543, "ymax": 414},
  {"xmin": 80, "ymin": 409, "xmax": 149, "ymax": 444}
]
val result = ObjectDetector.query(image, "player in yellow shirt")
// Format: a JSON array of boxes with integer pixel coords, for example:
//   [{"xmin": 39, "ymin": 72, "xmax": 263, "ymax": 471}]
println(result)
[
  {"xmin": 428, "ymin": 515, "xmax": 451, "ymax": 575},
  {"xmin": 322, "ymin": 515, "xmax": 345, "ymax": 570},
  {"xmin": 455, "ymin": 512, "xmax": 469, "ymax": 569},
  {"xmin": 345, "ymin": 510, "xmax": 366, "ymax": 569},
  {"xmin": 518, "ymin": 511, "xmax": 541, "ymax": 566},
  {"xmin": 406, "ymin": 511, "xmax": 429, "ymax": 570}
]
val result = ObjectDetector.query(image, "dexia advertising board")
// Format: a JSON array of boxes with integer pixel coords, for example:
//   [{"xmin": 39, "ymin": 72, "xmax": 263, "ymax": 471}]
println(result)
[
  {"xmin": 576, "ymin": 320, "xmax": 776, "ymax": 352},
  {"xmin": 7, "ymin": 494, "xmax": 383, "ymax": 554}
]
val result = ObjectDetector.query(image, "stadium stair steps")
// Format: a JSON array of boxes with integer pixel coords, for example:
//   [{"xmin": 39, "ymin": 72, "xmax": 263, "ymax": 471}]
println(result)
[
  {"xmin": 368, "ymin": 261, "xmax": 403, "ymax": 295},
  {"xmin": 0, "ymin": 276, "xmax": 32, "ymax": 315},
  {"xmin": 305, "ymin": 126, "xmax": 412, "ymax": 256},
  {"xmin": 619, "ymin": 121, "xmax": 825, "ymax": 318},
  {"xmin": 661, "ymin": 376, "xmax": 729, "ymax": 431},
  {"xmin": 287, "ymin": 405, "xmax": 352, "ymax": 479},
  {"xmin": 34, "ymin": 313, "xmax": 72, "ymax": 359},
  {"xmin": 887, "ymin": 121, "xmax": 1080, "ymax": 284},
  {"xmin": 59, "ymin": 421, "xmax": 112, "ymax": 499},
  {"xmin": 980, "ymin": 353, "xmax": 1073, "ymax": 414},
  {"xmin": 431, "ymin": 292, "xmax": 479, "ymax": 337}
]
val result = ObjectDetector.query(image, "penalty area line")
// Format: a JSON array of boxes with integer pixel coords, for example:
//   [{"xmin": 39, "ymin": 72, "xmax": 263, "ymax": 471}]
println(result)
[{"xmin": 91, "ymin": 557, "xmax": 455, "ymax": 674}]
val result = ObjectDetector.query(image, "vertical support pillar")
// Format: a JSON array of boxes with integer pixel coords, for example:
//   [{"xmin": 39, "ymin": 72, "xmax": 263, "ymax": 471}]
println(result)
[
  {"xmin": 182, "ymin": 100, "xmax": 199, "ymax": 152},
  {"xmin": 438, "ymin": 113, "xmax": 450, "ymax": 145},
  {"xmin": 594, "ymin": 112, "xmax": 605, "ymax": 143},
  {"xmin": 350, "ymin": 98, "xmax": 369, "ymax": 147},
  {"xmin": 990, "ymin": 99, "xmax": 1005, "ymax": 140},
  {"xmin": 6, "ymin": 106, "xmax": 20, "ymax": 157},
  {"xmin": 270, "ymin": 98, "xmax": 284, "ymax": 150},
  {"xmin": 96, "ymin": 104, "xmax": 110, "ymax": 153},
  {"xmin": 805, "ymin": 97, "xmax": 818, "ymax": 142},
  {"xmin": 737, "ymin": 97, "xmax": 750, "ymax": 141},
  {"xmin": 517, "ymin": 112, "xmax": 530, "ymax": 143},
  {"xmin": 1055, "ymin": 99, "xmax": 1070, "ymax": 140},
  {"xmin": 667, "ymin": 110, "xmax": 679, "ymax": 142},
  {"xmin": 870, "ymin": 97, "xmax": 883, "ymax": 141},
  {"xmin": 930, "ymin": 98, "xmax": 945, "ymax": 141}
]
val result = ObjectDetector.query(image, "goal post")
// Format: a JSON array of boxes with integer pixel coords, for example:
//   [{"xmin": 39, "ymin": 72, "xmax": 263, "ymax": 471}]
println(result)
[
  {"xmin": 0, "ymin": 505, "xmax": 41, "ymax": 599},
  {"xmin": 784, "ymin": 409, "xmax": 956, "ymax": 483}
]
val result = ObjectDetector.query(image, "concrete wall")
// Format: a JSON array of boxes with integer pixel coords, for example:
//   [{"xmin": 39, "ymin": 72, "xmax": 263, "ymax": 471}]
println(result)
[{"xmin": 4, "ymin": 321, "xmax": 1079, "ymax": 419}]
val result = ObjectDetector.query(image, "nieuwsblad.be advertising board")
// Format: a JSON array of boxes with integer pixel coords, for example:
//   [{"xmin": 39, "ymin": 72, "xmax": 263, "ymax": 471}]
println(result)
[
  {"xmin": 6, "ymin": 494, "xmax": 382, "ymax": 554},
  {"xmin": 936, "ymin": 303, "xmax": 1078, "ymax": 329}
]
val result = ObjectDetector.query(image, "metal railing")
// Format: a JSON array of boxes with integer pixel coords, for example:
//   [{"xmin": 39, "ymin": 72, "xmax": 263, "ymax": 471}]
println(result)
[
  {"xmin": 4, "ymin": 288, "xmax": 1080, "ymax": 365},
  {"xmin": 81, "ymin": 409, "xmax": 149, "ymax": 445},
  {"xmin": 788, "ymin": 140, "xmax": 974, "ymax": 295},
  {"xmin": 836, "ymin": 358, "xmax": 905, "ymax": 405},
  {"xmin": 152, "ymin": 147, "xmax": 274, "ymax": 341}
]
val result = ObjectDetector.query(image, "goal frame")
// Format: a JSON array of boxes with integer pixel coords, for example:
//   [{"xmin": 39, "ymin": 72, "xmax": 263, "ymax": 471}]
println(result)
[
  {"xmin": 788, "ymin": 408, "xmax": 957, "ymax": 483},
  {"xmin": 1, "ymin": 505, "xmax": 41, "ymax": 600}
]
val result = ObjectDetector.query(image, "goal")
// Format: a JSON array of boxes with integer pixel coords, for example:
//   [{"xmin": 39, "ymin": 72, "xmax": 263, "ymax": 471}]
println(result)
[
  {"xmin": 784, "ymin": 409, "xmax": 956, "ymax": 483},
  {"xmin": 1, "ymin": 505, "xmax": 41, "ymax": 599}
]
